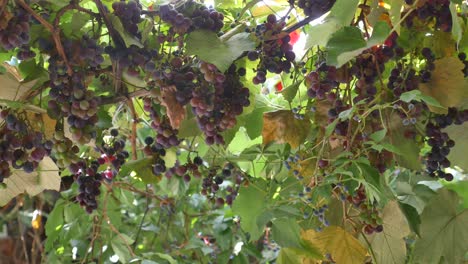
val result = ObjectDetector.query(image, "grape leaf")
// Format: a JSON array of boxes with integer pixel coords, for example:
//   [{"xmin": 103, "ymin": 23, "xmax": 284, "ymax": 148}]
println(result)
[
  {"xmin": 108, "ymin": 14, "xmax": 143, "ymax": 48},
  {"xmin": 186, "ymin": 30, "xmax": 255, "ymax": 72},
  {"xmin": 419, "ymin": 57, "xmax": 468, "ymax": 114},
  {"xmin": 329, "ymin": 0, "xmax": 361, "ymax": 25},
  {"xmin": 232, "ymin": 181, "xmax": 268, "ymax": 240},
  {"xmin": 450, "ymin": 3, "xmax": 463, "ymax": 44},
  {"xmin": 276, "ymin": 248, "xmax": 302, "ymax": 264},
  {"xmin": 367, "ymin": 201, "xmax": 410, "ymax": 264},
  {"xmin": 413, "ymin": 189, "xmax": 468, "ymax": 264},
  {"xmin": 262, "ymin": 110, "xmax": 311, "ymax": 148},
  {"xmin": 271, "ymin": 218, "xmax": 302, "ymax": 248},
  {"xmin": 161, "ymin": 85, "xmax": 186, "ymax": 129},
  {"xmin": 305, "ymin": 18, "xmax": 341, "ymax": 49},
  {"xmin": 0, "ymin": 157, "xmax": 60, "ymax": 206},
  {"xmin": 444, "ymin": 123, "xmax": 468, "ymax": 171},
  {"xmin": 118, "ymin": 157, "xmax": 159, "ymax": 184},
  {"xmin": 302, "ymin": 226, "xmax": 367, "ymax": 264}
]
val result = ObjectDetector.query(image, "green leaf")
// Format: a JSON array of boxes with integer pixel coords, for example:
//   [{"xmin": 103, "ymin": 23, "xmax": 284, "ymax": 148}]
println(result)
[
  {"xmin": 271, "ymin": 218, "xmax": 302, "ymax": 248},
  {"xmin": 326, "ymin": 26, "xmax": 366, "ymax": 66},
  {"xmin": 389, "ymin": 0, "xmax": 404, "ymax": 34},
  {"xmin": 450, "ymin": 3, "xmax": 462, "ymax": 44},
  {"xmin": 108, "ymin": 14, "xmax": 143, "ymax": 48},
  {"xmin": 280, "ymin": 81, "xmax": 301, "ymax": 103},
  {"xmin": 119, "ymin": 157, "xmax": 157, "ymax": 183},
  {"xmin": 443, "ymin": 180, "xmax": 468, "ymax": 208},
  {"xmin": 232, "ymin": 181, "xmax": 268, "ymax": 240},
  {"xmin": 399, "ymin": 202, "xmax": 421, "ymax": 236},
  {"xmin": 329, "ymin": 0, "xmax": 361, "ymax": 25},
  {"xmin": 367, "ymin": 201, "xmax": 410, "ymax": 264},
  {"xmin": 370, "ymin": 129, "xmax": 387, "ymax": 143},
  {"xmin": 186, "ymin": 30, "xmax": 255, "ymax": 72},
  {"xmin": 62, "ymin": 12, "xmax": 90, "ymax": 37},
  {"xmin": 413, "ymin": 189, "xmax": 468, "ymax": 264},
  {"xmin": 44, "ymin": 199, "xmax": 65, "ymax": 251},
  {"xmin": 277, "ymin": 248, "xmax": 302, "ymax": 264},
  {"xmin": 445, "ymin": 123, "xmax": 468, "ymax": 171},
  {"xmin": 400, "ymin": 90, "xmax": 444, "ymax": 108},
  {"xmin": 111, "ymin": 234, "xmax": 134, "ymax": 264},
  {"xmin": 305, "ymin": 18, "xmax": 342, "ymax": 49}
]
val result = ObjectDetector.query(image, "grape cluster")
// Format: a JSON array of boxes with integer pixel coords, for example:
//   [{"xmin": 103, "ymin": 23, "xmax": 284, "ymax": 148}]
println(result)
[
  {"xmin": 296, "ymin": 0, "xmax": 336, "ymax": 18},
  {"xmin": 51, "ymin": 131, "xmax": 81, "ymax": 170},
  {"xmin": 458, "ymin": 52, "xmax": 467, "ymax": 77},
  {"xmin": 0, "ymin": 110, "xmax": 52, "ymax": 182},
  {"xmin": 47, "ymin": 69, "xmax": 99, "ymax": 144},
  {"xmin": 16, "ymin": 45, "xmax": 36, "ymax": 60},
  {"xmin": 419, "ymin": 47, "xmax": 436, "ymax": 82},
  {"xmin": 143, "ymin": 98, "xmax": 181, "ymax": 148},
  {"xmin": 106, "ymin": 45, "xmax": 157, "ymax": 73},
  {"xmin": 76, "ymin": 173, "xmax": 102, "ymax": 213},
  {"xmin": 425, "ymin": 108, "xmax": 468, "ymax": 180},
  {"xmin": 250, "ymin": 15, "xmax": 295, "ymax": 84},
  {"xmin": 159, "ymin": 1, "xmax": 224, "ymax": 34},
  {"xmin": 310, "ymin": 205, "xmax": 330, "ymax": 231},
  {"xmin": 0, "ymin": 8, "xmax": 30, "ymax": 50},
  {"xmin": 96, "ymin": 129, "xmax": 129, "ymax": 181},
  {"xmin": 191, "ymin": 65, "xmax": 250, "ymax": 144},
  {"xmin": 387, "ymin": 65, "xmax": 419, "ymax": 97},
  {"xmin": 406, "ymin": 0, "xmax": 452, "ymax": 32},
  {"xmin": 201, "ymin": 163, "xmax": 244, "ymax": 206},
  {"xmin": 112, "ymin": 0, "xmax": 142, "ymax": 38},
  {"xmin": 305, "ymin": 64, "xmax": 339, "ymax": 100},
  {"xmin": 142, "ymin": 136, "xmax": 168, "ymax": 176},
  {"xmin": 165, "ymin": 156, "xmax": 203, "ymax": 183}
]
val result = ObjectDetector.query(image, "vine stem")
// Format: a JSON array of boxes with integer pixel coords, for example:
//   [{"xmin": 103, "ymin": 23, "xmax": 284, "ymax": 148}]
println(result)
[
  {"xmin": 126, "ymin": 98, "xmax": 139, "ymax": 160},
  {"xmin": 15, "ymin": 0, "xmax": 73, "ymax": 75}
]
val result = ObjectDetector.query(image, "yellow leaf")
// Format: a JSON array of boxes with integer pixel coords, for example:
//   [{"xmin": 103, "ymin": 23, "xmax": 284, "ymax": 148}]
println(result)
[
  {"xmin": 302, "ymin": 226, "xmax": 368, "ymax": 264},
  {"xmin": 419, "ymin": 57, "xmax": 468, "ymax": 114},
  {"xmin": 26, "ymin": 112, "xmax": 57, "ymax": 139},
  {"xmin": 262, "ymin": 110, "xmax": 311, "ymax": 148}
]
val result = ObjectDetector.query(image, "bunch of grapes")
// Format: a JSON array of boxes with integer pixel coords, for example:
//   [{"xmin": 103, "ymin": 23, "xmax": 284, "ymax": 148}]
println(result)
[
  {"xmin": 305, "ymin": 64, "xmax": 339, "ymax": 100},
  {"xmin": 425, "ymin": 108, "xmax": 468, "ymax": 180},
  {"xmin": 249, "ymin": 15, "xmax": 295, "ymax": 84},
  {"xmin": 458, "ymin": 52, "xmax": 467, "ymax": 77},
  {"xmin": 0, "ymin": 110, "xmax": 52, "ymax": 183},
  {"xmin": 16, "ymin": 45, "xmax": 36, "ymax": 60},
  {"xmin": 200, "ymin": 163, "xmax": 244, "ymax": 206},
  {"xmin": 0, "ymin": 7, "xmax": 30, "ymax": 50},
  {"xmin": 106, "ymin": 45, "xmax": 157, "ymax": 74},
  {"xmin": 405, "ymin": 0, "xmax": 452, "ymax": 32},
  {"xmin": 191, "ymin": 65, "xmax": 250, "ymax": 145},
  {"xmin": 51, "ymin": 131, "xmax": 81, "ymax": 170},
  {"xmin": 76, "ymin": 172, "xmax": 102, "ymax": 213},
  {"xmin": 96, "ymin": 129, "xmax": 130, "ymax": 181},
  {"xmin": 188, "ymin": 4, "xmax": 224, "ymax": 32},
  {"xmin": 112, "ymin": 0, "xmax": 142, "ymax": 38},
  {"xmin": 143, "ymin": 98, "xmax": 181, "ymax": 148},
  {"xmin": 159, "ymin": 5, "xmax": 192, "ymax": 34},
  {"xmin": 351, "ymin": 47, "xmax": 393, "ymax": 102},
  {"xmin": 419, "ymin": 47, "xmax": 436, "ymax": 82},
  {"xmin": 142, "ymin": 136, "xmax": 168, "ymax": 176},
  {"xmin": 164, "ymin": 155, "xmax": 205, "ymax": 183},
  {"xmin": 296, "ymin": 0, "xmax": 336, "ymax": 18},
  {"xmin": 47, "ymin": 69, "xmax": 99, "ymax": 144}
]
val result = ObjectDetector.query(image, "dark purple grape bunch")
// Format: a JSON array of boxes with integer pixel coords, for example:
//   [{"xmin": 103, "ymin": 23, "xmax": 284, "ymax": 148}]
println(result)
[
  {"xmin": 96, "ymin": 129, "xmax": 129, "ymax": 181},
  {"xmin": 141, "ymin": 135, "xmax": 168, "ymax": 177},
  {"xmin": 201, "ymin": 163, "xmax": 244, "ymax": 206},
  {"xmin": 112, "ymin": 0, "xmax": 142, "ymax": 38},
  {"xmin": 410, "ymin": 0, "xmax": 452, "ymax": 32},
  {"xmin": 190, "ymin": 5, "xmax": 224, "ymax": 32},
  {"xmin": 159, "ymin": 5, "xmax": 192, "ymax": 34},
  {"xmin": 458, "ymin": 52, "xmax": 467, "ymax": 77},
  {"xmin": 419, "ymin": 47, "xmax": 436, "ymax": 83},
  {"xmin": 425, "ymin": 108, "xmax": 468, "ymax": 181},
  {"xmin": 0, "ymin": 7, "xmax": 31, "ymax": 50},
  {"xmin": 16, "ymin": 45, "xmax": 36, "ymax": 60},
  {"xmin": 0, "ymin": 110, "xmax": 52, "ymax": 183},
  {"xmin": 296, "ymin": 0, "xmax": 336, "ymax": 18},
  {"xmin": 105, "ymin": 45, "xmax": 157, "ymax": 75},
  {"xmin": 249, "ymin": 15, "xmax": 295, "ymax": 84},
  {"xmin": 310, "ymin": 204, "xmax": 330, "ymax": 231},
  {"xmin": 76, "ymin": 173, "xmax": 102, "ymax": 213},
  {"xmin": 143, "ymin": 98, "xmax": 181, "ymax": 148},
  {"xmin": 305, "ymin": 63, "xmax": 339, "ymax": 100},
  {"xmin": 387, "ymin": 65, "xmax": 419, "ymax": 97}
]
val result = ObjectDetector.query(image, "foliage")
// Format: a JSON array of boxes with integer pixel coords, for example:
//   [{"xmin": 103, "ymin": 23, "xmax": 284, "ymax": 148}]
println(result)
[{"xmin": 0, "ymin": 0, "xmax": 467, "ymax": 263}]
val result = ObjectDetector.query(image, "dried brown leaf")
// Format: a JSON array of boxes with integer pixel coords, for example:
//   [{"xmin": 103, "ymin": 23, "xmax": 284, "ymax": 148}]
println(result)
[
  {"xmin": 262, "ymin": 110, "xmax": 310, "ymax": 148},
  {"xmin": 160, "ymin": 85, "xmax": 186, "ymax": 129}
]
